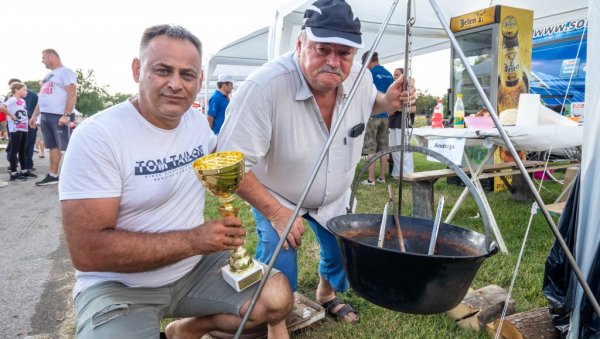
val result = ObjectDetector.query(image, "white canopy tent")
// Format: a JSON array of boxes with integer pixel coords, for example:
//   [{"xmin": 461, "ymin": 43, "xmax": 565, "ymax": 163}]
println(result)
[
  {"xmin": 204, "ymin": 26, "xmax": 270, "ymax": 100},
  {"xmin": 206, "ymin": 0, "xmax": 588, "ymax": 85},
  {"xmin": 573, "ymin": 1, "xmax": 599, "ymax": 338}
]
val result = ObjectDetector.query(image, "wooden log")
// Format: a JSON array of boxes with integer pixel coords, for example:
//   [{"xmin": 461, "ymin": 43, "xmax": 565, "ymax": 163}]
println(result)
[
  {"xmin": 486, "ymin": 307, "xmax": 559, "ymax": 339},
  {"xmin": 446, "ymin": 285, "xmax": 516, "ymax": 332},
  {"xmin": 446, "ymin": 287, "xmax": 475, "ymax": 320},
  {"xmin": 412, "ymin": 180, "xmax": 435, "ymax": 219}
]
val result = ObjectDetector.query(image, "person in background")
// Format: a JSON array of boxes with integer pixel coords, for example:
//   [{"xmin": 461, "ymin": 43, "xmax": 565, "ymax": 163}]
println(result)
[
  {"xmin": 388, "ymin": 67, "xmax": 415, "ymax": 179},
  {"xmin": 8, "ymin": 79, "xmax": 39, "ymax": 173},
  {"xmin": 0, "ymin": 82, "xmax": 36, "ymax": 181},
  {"xmin": 35, "ymin": 114, "xmax": 46, "ymax": 159},
  {"xmin": 217, "ymin": 0, "xmax": 415, "ymax": 324},
  {"xmin": 0, "ymin": 101, "xmax": 6, "ymax": 141},
  {"xmin": 29, "ymin": 48, "xmax": 77, "ymax": 186},
  {"xmin": 207, "ymin": 74, "xmax": 233, "ymax": 135},
  {"xmin": 59, "ymin": 24, "xmax": 292, "ymax": 339},
  {"xmin": 0, "ymin": 95, "xmax": 6, "ymax": 187},
  {"xmin": 360, "ymin": 51, "xmax": 393, "ymax": 185},
  {"xmin": 2, "ymin": 92, "xmax": 10, "ymax": 164},
  {"xmin": 0, "ymin": 92, "xmax": 7, "ymax": 143}
]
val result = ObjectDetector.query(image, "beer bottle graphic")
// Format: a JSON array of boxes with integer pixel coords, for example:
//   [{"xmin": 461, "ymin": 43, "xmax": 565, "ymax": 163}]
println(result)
[
  {"xmin": 498, "ymin": 14, "xmax": 527, "ymax": 163},
  {"xmin": 498, "ymin": 15, "xmax": 529, "ymax": 114}
]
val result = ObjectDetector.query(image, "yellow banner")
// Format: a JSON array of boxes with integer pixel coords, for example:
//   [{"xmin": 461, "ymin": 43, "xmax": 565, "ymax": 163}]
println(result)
[
  {"xmin": 494, "ymin": 6, "xmax": 533, "ymax": 191},
  {"xmin": 450, "ymin": 7, "xmax": 498, "ymax": 32}
]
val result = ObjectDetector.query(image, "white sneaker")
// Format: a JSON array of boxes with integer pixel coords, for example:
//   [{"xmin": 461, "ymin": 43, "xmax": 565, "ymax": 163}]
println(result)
[
  {"xmin": 376, "ymin": 177, "xmax": 386, "ymax": 184},
  {"xmin": 0, "ymin": 180, "xmax": 8, "ymax": 187},
  {"xmin": 361, "ymin": 179, "xmax": 375, "ymax": 186}
]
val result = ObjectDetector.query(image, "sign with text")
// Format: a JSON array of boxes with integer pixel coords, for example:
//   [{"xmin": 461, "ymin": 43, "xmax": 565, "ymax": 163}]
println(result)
[
  {"xmin": 571, "ymin": 102, "xmax": 585, "ymax": 117},
  {"xmin": 450, "ymin": 6, "xmax": 498, "ymax": 32},
  {"xmin": 427, "ymin": 138, "xmax": 466, "ymax": 165}
]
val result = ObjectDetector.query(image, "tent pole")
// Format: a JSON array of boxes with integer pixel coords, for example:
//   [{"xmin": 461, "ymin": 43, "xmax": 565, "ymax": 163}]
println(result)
[
  {"xmin": 427, "ymin": 0, "xmax": 600, "ymax": 318},
  {"xmin": 398, "ymin": 0, "xmax": 412, "ymax": 215},
  {"xmin": 233, "ymin": 1, "xmax": 402, "ymax": 337}
]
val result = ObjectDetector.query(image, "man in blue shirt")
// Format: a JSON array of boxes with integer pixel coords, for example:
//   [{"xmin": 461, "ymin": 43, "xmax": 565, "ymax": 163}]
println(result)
[
  {"xmin": 207, "ymin": 74, "xmax": 233, "ymax": 134},
  {"xmin": 361, "ymin": 51, "xmax": 393, "ymax": 185}
]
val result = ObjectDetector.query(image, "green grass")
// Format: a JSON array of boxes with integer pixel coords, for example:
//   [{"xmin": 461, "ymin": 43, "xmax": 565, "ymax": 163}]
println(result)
[{"xmin": 164, "ymin": 152, "xmax": 566, "ymax": 338}]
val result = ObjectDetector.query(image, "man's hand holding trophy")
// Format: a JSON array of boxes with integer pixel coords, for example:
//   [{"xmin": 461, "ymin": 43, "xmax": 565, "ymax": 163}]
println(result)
[{"xmin": 193, "ymin": 151, "xmax": 264, "ymax": 292}]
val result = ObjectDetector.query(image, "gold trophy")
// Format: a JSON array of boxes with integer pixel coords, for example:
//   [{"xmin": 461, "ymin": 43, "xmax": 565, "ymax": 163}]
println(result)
[{"xmin": 193, "ymin": 151, "xmax": 264, "ymax": 292}]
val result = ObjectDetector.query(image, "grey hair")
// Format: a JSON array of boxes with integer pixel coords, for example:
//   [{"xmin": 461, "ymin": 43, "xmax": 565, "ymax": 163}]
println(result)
[
  {"xmin": 299, "ymin": 30, "xmax": 308, "ymax": 44},
  {"xmin": 139, "ymin": 24, "xmax": 202, "ymax": 59}
]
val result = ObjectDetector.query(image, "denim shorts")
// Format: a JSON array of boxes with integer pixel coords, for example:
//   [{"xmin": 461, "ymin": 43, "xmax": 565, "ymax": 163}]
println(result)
[
  {"xmin": 40, "ymin": 113, "xmax": 70, "ymax": 151},
  {"xmin": 252, "ymin": 207, "xmax": 349, "ymax": 292}
]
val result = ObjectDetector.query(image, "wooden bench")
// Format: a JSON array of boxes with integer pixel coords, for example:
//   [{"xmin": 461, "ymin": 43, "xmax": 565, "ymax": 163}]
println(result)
[{"xmin": 403, "ymin": 161, "xmax": 577, "ymax": 219}]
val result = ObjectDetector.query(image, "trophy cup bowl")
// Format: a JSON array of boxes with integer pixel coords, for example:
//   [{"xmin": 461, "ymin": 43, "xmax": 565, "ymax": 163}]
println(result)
[{"xmin": 193, "ymin": 151, "xmax": 264, "ymax": 292}]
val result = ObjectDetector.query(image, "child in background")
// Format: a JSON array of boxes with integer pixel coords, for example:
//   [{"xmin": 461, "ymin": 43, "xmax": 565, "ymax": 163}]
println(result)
[{"xmin": 0, "ymin": 82, "xmax": 37, "ymax": 181}]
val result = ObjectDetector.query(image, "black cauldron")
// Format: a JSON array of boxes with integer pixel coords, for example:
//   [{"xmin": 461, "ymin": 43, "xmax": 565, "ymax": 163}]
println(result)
[
  {"xmin": 326, "ymin": 214, "xmax": 497, "ymax": 314},
  {"xmin": 333, "ymin": 145, "xmax": 498, "ymax": 314}
]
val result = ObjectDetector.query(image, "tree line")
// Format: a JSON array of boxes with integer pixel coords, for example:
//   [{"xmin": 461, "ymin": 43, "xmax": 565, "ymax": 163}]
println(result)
[
  {"xmin": 416, "ymin": 90, "xmax": 448, "ymax": 116},
  {"xmin": 23, "ymin": 70, "xmax": 445, "ymax": 117},
  {"xmin": 24, "ymin": 69, "xmax": 131, "ymax": 116}
]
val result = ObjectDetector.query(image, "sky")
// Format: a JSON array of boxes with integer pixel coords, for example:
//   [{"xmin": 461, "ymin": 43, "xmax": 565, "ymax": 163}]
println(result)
[{"xmin": 0, "ymin": 0, "xmax": 449, "ymax": 97}]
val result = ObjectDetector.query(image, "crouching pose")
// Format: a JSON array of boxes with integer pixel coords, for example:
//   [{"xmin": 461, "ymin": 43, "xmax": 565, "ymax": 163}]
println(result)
[{"xmin": 59, "ymin": 24, "xmax": 292, "ymax": 339}]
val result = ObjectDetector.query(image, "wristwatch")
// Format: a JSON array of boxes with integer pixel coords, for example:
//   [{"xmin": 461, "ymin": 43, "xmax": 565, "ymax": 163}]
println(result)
[{"xmin": 62, "ymin": 113, "xmax": 70, "ymax": 117}]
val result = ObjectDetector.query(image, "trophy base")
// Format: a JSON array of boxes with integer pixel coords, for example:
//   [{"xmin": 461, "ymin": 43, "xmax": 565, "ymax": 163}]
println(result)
[{"xmin": 221, "ymin": 260, "xmax": 264, "ymax": 292}]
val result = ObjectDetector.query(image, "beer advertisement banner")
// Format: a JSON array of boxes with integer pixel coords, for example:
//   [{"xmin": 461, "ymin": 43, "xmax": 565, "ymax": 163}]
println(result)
[
  {"xmin": 495, "ymin": 6, "xmax": 533, "ymax": 191},
  {"xmin": 497, "ymin": 6, "xmax": 533, "ymax": 116}
]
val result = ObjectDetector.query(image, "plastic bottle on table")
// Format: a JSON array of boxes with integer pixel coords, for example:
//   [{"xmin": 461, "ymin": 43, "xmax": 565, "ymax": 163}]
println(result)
[
  {"xmin": 453, "ymin": 93, "xmax": 465, "ymax": 128},
  {"xmin": 431, "ymin": 98, "xmax": 444, "ymax": 128}
]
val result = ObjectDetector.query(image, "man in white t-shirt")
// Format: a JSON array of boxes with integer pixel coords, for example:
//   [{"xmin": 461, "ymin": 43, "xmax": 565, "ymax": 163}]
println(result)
[
  {"xmin": 29, "ymin": 49, "xmax": 77, "ymax": 186},
  {"xmin": 59, "ymin": 25, "xmax": 292, "ymax": 339}
]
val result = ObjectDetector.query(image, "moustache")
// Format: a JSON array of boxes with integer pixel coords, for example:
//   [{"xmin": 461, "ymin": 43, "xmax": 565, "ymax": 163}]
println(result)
[{"xmin": 317, "ymin": 66, "xmax": 342, "ymax": 76}]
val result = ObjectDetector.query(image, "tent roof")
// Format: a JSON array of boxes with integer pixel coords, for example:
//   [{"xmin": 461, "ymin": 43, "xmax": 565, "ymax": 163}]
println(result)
[{"xmin": 207, "ymin": 0, "xmax": 588, "ymax": 85}]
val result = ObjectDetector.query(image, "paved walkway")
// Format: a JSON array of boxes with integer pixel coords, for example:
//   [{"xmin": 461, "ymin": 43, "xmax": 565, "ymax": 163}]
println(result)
[{"xmin": 0, "ymin": 149, "xmax": 75, "ymax": 338}]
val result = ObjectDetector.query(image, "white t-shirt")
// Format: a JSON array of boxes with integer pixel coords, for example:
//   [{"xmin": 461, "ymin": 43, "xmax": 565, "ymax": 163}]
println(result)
[
  {"xmin": 59, "ymin": 100, "xmax": 217, "ymax": 296},
  {"xmin": 38, "ymin": 66, "xmax": 77, "ymax": 114},
  {"xmin": 4, "ymin": 97, "xmax": 28, "ymax": 132}
]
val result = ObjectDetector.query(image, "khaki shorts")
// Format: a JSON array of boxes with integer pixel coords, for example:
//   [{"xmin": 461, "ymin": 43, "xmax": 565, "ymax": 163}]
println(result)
[
  {"xmin": 74, "ymin": 252, "xmax": 278, "ymax": 338},
  {"xmin": 362, "ymin": 117, "xmax": 389, "ymax": 155}
]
